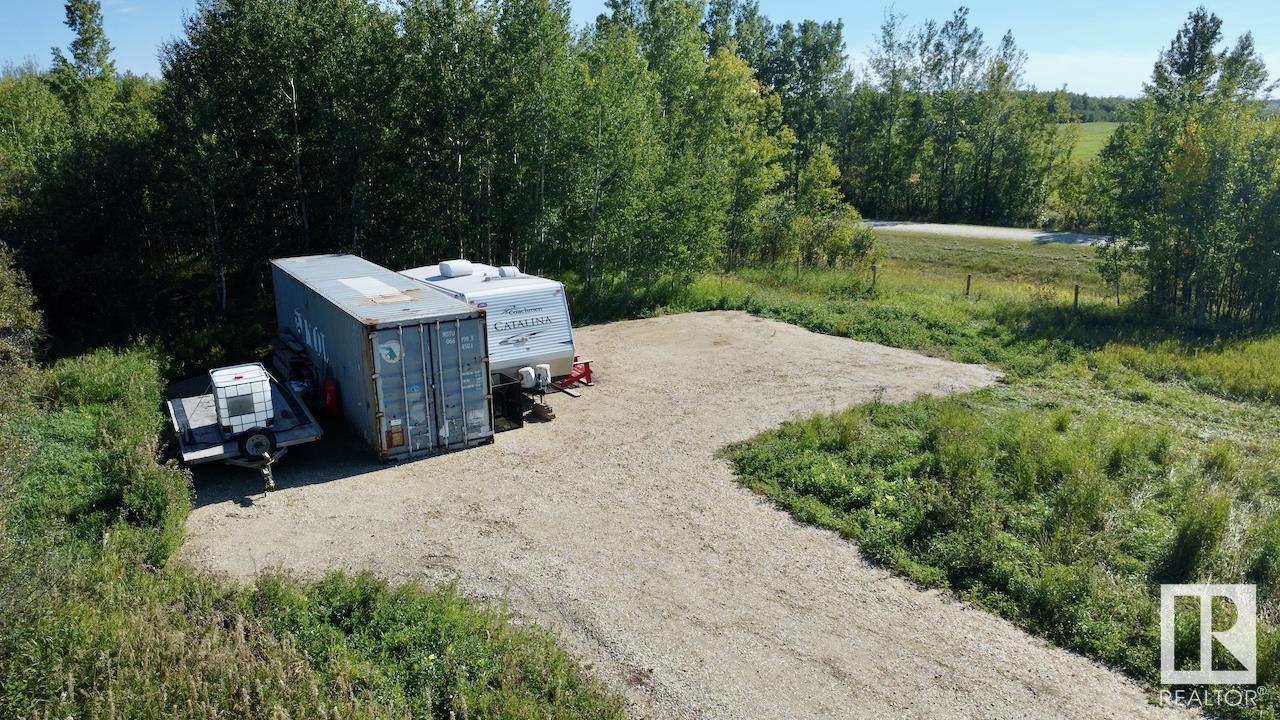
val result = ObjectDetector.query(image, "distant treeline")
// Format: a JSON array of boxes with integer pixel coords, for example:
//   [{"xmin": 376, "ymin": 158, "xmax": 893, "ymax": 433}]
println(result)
[
  {"xmin": 0, "ymin": 1, "xmax": 1277, "ymax": 356},
  {"xmin": 1039, "ymin": 91, "xmax": 1132, "ymax": 122}
]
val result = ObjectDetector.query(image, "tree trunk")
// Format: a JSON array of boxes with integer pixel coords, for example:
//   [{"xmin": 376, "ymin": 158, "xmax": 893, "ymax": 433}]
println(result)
[
  {"xmin": 207, "ymin": 169, "xmax": 226, "ymax": 314},
  {"xmin": 284, "ymin": 75, "xmax": 311, "ymax": 250},
  {"xmin": 586, "ymin": 107, "xmax": 603, "ymax": 293}
]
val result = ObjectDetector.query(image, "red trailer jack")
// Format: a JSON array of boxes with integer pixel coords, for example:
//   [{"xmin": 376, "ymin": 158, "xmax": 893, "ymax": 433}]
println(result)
[{"xmin": 564, "ymin": 355, "xmax": 593, "ymax": 386}]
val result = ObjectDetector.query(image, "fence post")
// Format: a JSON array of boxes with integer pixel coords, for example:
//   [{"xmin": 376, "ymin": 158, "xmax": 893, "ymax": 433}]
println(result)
[
  {"xmin": 871, "ymin": 262, "xmax": 878, "ymax": 288},
  {"xmin": 965, "ymin": 273, "xmax": 972, "ymax": 297},
  {"xmin": 1074, "ymin": 284, "xmax": 1080, "ymax": 311}
]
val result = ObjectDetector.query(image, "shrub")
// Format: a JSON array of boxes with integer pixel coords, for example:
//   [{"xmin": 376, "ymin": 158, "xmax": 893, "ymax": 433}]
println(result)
[
  {"xmin": 1247, "ymin": 513, "xmax": 1280, "ymax": 596},
  {"xmin": 46, "ymin": 347, "xmax": 164, "ymax": 410},
  {"xmin": 7, "ymin": 348, "xmax": 191, "ymax": 562},
  {"xmin": 1157, "ymin": 486, "xmax": 1230, "ymax": 586},
  {"xmin": 1200, "ymin": 441, "xmax": 1238, "ymax": 483},
  {"xmin": 0, "ymin": 243, "xmax": 41, "ymax": 417}
]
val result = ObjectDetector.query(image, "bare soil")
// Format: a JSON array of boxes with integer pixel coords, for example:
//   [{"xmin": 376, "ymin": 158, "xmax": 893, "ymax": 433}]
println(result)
[{"xmin": 183, "ymin": 311, "xmax": 1185, "ymax": 719}]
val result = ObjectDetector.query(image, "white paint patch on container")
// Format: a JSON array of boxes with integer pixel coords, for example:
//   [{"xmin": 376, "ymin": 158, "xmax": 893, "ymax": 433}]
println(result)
[{"xmin": 338, "ymin": 276, "xmax": 412, "ymax": 304}]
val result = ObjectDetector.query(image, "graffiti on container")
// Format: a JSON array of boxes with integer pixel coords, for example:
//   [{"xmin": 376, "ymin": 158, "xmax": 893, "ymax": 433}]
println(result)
[{"xmin": 294, "ymin": 309, "xmax": 329, "ymax": 364}]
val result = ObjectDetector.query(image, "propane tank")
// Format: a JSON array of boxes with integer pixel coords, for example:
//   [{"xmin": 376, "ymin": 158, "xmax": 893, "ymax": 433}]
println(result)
[
  {"xmin": 323, "ymin": 376, "xmax": 340, "ymax": 417},
  {"xmin": 534, "ymin": 364, "xmax": 552, "ymax": 389},
  {"xmin": 517, "ymin": 366, "xmax": 537, "ymax": 389}
]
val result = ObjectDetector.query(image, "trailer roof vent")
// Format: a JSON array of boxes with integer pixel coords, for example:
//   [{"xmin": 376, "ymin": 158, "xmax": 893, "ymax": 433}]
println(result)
[
  {"xmin": 497, "ymin": 265, "xmax": 522, "ymax": 278},
  {"xmin": 440, "ymin": 259, "xmax": 474, "ymax": 278}
]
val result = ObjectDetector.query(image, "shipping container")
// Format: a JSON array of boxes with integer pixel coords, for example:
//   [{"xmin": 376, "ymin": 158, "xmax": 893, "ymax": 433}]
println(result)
[
  {"xmin": 400, "ymin": 261, "xmax": 576, "ymax": 377},
  {"xmin": 271, "ymin": 254, "xmax": 493, "ymax": 461}
]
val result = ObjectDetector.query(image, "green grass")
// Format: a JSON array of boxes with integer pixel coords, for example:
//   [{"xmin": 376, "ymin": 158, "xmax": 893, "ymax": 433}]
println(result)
[
  {"xmin": 874, "ymin": 228, "xmax": 1110, "ymax": 294},
  {"xmin": 1061, "ymin": 121, "xmax": 1120, "ymax": 163},
  {"xmin": 724, "ymin": 394, "xmax": 1280, "ymax": 693},
  {"xmin": 0, "ymin": 348, "xmax": 625, "ymax": 720},
  {"xmin": 1098, "ymin": 335, "xmax": 1280, "ymax": 404}
]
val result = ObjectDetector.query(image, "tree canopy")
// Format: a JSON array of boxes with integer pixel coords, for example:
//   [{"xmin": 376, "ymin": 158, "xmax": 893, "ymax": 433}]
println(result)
[{"xmin": 2, "ymin": 1, "xmax": 1278, "ymax": 355}]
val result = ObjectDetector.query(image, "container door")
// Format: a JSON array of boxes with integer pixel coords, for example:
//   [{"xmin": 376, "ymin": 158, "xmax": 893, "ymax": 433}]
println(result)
[
  {"xmin": 370, "ymin": 325, "xmax": 435, "ymax": 457},
  {"xmin": 429, "ymin": 318, "xmax": 492, "ymax": 448}
]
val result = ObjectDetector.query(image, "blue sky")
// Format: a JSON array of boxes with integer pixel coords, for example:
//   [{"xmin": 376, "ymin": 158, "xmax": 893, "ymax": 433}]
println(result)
[{"xmin": 2, "ymin": 0, "xmax": 1277, "ymax": 97}]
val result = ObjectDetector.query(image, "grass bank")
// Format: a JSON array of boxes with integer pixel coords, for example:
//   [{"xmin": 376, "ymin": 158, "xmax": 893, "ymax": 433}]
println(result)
[{"xmin": 726, "ymin": 393, "xmax": 1280, "ymax": 695}]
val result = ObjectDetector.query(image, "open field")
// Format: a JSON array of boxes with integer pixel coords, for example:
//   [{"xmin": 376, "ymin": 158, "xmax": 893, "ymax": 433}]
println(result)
[
  {"xmin": 1062, "ymin": 121, "xmax": 1121, "ymax": 163},
  {"xmin": 19, "ymin": 224, "xmax": 1276, "ymax": 718},
  {"xmin": 872, "ymin": 226, "xmax": 1111, "ymax": 294},
  {"xmin": 4, "ymin": 1, "xmax": 1273, "ymax": 716},
  {"xmin": 184, "ymin": 311, "xmax": 1189, "ymax": 719}
]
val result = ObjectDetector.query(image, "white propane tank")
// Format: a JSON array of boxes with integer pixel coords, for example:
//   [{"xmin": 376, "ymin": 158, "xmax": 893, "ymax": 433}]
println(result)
[
  {"xmin": 518, "ymin": 366, "xmax": 537, "ymax": 389},
  {"xmin": 439, "ymin": 259, "xmax": 474, "ymax": 278},
  {"xmin": 534, "ymin": 364, "xmax": 552, "ymax": 389}
]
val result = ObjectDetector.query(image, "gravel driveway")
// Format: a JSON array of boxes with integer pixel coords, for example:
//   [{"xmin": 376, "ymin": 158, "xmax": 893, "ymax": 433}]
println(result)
[
  {"xmin": 866, "ymin": 219, "xmax": 1110, "ymax": 245},
  {"xmin": 183, "ymin": 311, "xmax": 1184, "ymax": 719}
]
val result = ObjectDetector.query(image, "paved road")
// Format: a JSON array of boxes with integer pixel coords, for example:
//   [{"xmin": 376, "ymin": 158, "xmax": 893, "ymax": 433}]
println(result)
[
  {"xmin": 184, "ymin": 312, "xmax": 1184, "ymax": 720},
  {"xmin": 867, "ymin": 219, "xmax": 1110, "ymax": 245}
]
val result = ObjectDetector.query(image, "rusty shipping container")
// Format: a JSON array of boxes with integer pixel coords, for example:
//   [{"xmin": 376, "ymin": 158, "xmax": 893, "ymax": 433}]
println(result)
[{"xmin": 271, "ymin": 254, "xmax": 493, "ymax": 461}]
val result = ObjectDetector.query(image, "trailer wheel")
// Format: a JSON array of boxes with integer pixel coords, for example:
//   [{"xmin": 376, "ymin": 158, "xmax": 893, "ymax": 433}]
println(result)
[{"xmin": 240, "ymin": 428, "xmax": 277, "ymax": 458}]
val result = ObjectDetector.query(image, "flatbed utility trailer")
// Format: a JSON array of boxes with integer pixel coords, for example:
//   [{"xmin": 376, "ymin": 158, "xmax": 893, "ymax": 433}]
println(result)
[{"xmin": 166, "ymin": 364, "xmax": 322, "ymax": 488}]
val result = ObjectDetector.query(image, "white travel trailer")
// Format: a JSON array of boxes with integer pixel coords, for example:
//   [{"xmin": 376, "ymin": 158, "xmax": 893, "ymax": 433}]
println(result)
[{"xmin": 401, "ymin": 260, "xmax": 576, "ymax": 383}]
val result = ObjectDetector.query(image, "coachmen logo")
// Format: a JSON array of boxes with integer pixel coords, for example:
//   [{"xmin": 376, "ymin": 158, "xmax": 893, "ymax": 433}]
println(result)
[
  {"xmin": 499, "ymin": 331, "xmax": 543, "ymax": 346},
  {"xmin": 502, "ymin": 305, "xmax": 544, "ymax": 315}
]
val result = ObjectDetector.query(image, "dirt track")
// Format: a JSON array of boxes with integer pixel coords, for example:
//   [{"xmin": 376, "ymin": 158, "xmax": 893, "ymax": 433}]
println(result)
[
  {"xmin": 866, "ymin": 219, "xmax": 1109, "ymax": 245},
  {"xmin": 183, "ymin": 311, "xmax": 1184, "ymax": 719}
]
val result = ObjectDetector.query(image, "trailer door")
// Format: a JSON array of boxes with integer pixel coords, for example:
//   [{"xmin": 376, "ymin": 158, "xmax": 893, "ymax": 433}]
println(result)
[
  {"xmin": 430, "ymin": 318, "xmax": 493, "ymax": 449},
  {"xmin": 371, "ymin": 319, "xmax": 491, "ymax": 458},
  {"xmin": 370, "ymin": 325, "xmax": 435, "ymax": 457}
]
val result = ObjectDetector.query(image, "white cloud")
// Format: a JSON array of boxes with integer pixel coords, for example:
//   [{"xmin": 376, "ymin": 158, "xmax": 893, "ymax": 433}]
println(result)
[{"xmin": 103, "ymin": 0, "xmax": 141, "ymax": 14}]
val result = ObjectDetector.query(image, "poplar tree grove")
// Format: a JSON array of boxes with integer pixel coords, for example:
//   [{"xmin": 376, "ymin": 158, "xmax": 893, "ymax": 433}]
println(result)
[{"xmin": 1, "ymin": 1, "xmax": 1276, "ymax": 353}]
